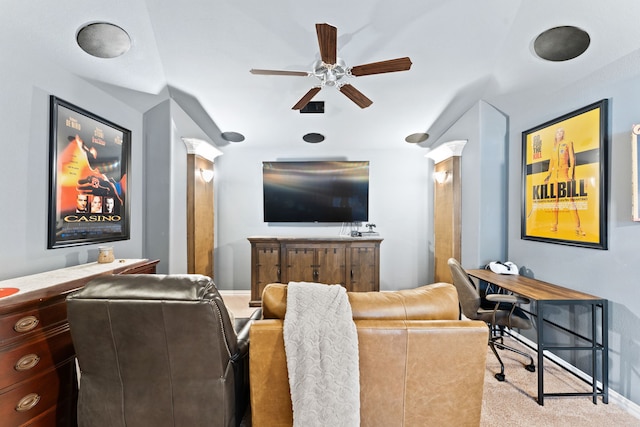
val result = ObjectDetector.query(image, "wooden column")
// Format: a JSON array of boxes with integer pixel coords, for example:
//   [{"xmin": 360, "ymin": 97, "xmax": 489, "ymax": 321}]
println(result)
[
  {"xmin": 186, "ymin": 154, "xmax": 214, "ymax": 277},
  {"xmin": 427, "ymin": 141, "xmax": 466, "ymax": 283}
]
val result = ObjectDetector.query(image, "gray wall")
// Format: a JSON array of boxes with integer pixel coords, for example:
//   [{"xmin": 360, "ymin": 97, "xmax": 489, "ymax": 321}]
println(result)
[
  {"xmin": 213, "ymin": 144, "xmax": 433, "ymax": 291},
  {"xmin": 143, "ymin": 99, "xmax": 194, "ymax": 275},
  {"xmin": 435, "ymin": 54, "xmax": 640, "ymax": 405},
  {"xmin": 0, "ymin": 55, "xmax": 145, "ymax": 279},
  {"xmin": 505, "ymin": 54, "xmax": 640, "ymax": 406},
  {"xmin": 2, "ymin": 32, "xmax": 640, "ymax": 409},
  {"xmin": 432, "ymin": 101, "xmax": 509, "ymax": 268}
]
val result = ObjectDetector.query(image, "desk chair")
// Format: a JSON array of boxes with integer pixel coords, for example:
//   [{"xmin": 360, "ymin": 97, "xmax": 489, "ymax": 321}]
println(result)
[
  {"xmin": 67, "ymin": 274, "xmax": 261, "ymax": 427},
  {"xmin": 448, "ymin": 258, "xmax": 535, "ymax": 381}
]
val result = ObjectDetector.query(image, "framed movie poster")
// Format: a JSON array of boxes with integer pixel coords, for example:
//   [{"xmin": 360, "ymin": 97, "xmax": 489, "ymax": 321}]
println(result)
[
  {"xmin": 48, "ymin": 96, "xmax": 131, "ymax": 248},
  {"xmin": 521, "ymin": 99, "xmax": 608, "ymax": 249}
]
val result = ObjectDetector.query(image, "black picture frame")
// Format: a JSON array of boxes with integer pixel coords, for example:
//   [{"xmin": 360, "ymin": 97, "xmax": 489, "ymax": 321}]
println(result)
[
  {"xmin": 632, "ymin": 124, "xmax": 640, "ymax": 222},
  {"xmin": 521, "ymin": 99, "xmax": 608, "ymax": 250},
  {"xmin": 47, "ymin": 96, "xmax": 131, "ymax": 248}
]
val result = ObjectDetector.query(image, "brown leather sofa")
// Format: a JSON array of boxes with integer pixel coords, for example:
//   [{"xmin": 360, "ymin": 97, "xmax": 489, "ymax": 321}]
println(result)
[
  {"xmin": 67, "ymin": 274, "xmax": 261, "ymax": 427},
  {"xmin": 249, "ymin": 282, "xmax": 489, "ymax": 427}
]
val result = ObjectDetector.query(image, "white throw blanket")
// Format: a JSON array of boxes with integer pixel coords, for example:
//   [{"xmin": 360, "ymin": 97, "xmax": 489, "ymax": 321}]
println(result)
[{"xmin": 283, "ymin": 281, "xmax": 360, "ymax": 427}]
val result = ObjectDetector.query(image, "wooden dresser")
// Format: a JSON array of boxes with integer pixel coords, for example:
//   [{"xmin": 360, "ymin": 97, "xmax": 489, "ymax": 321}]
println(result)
[
  {"xmin": 0, "ymin": 258, "xmax": 159, "ymax": 427},
  {"xmin": 248, "ymin": 236, "xmax": 382, "ymax": 306}
]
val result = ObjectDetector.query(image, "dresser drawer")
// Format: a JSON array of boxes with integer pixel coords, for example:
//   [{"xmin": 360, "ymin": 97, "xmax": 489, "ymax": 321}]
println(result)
[
  {"xmin": 0, "ymin": 299, "xmax": 68, "ymax": 344},
  {"xmin": 0, "ymin": 328, "xmax": 74, "ymax": 390},
  {"xmin": 21, "ymin": 396, "xmax": 77, "ymax": 427},
  {"xmin": 0, "ymin": 360, "xmax": 76, "ymax": 426}
]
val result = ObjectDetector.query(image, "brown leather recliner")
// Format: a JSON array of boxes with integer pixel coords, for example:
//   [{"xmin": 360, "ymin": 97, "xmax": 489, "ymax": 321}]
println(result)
[
  {"xmin": 67, "ymin": 274, "xmax": 261, "ymax": 427},
  {"xmin": 250, "ymin": 282, "xmax": 489, "ymax": 427}
]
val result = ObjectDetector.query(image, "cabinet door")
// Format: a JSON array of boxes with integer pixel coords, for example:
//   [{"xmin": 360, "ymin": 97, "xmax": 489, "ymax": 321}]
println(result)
[
  {"xmin": 252, "ymin": 244, "xmax": 280, "ymax": 303},
  {"xmin": 285, "ymin": 248, "xmax": 316, "ymax": 282},
  {"xmin": 349, "ymin": 246, "xmax": 378, "ymax": 292},
  {"xmin": 317, "ymin": 246, "xmax": 346, "ymax": 285}
]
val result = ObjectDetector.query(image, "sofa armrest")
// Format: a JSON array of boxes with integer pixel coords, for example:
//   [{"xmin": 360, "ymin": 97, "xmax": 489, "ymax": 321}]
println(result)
[{"xmin": 234, "ymin": 308, "xmax": 263, "ymax": 360}]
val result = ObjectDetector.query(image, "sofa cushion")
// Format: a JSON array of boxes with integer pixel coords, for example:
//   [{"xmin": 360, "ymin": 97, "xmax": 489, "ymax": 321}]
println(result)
[{"xmin": 261, "ymin": 282, "xmax": 460, "ymax": 321}]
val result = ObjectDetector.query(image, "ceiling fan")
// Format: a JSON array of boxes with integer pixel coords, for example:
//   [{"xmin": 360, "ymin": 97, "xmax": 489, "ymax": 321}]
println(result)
[{"xmin": 250, "ymin": 23, "xmax": 412, "ymax": 110}]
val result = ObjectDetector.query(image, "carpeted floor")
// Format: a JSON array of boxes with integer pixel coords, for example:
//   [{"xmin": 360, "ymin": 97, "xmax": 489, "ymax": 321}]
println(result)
[
  {"xmin": 221, "ymin": 292, "xmax": 640, "ymax": 426},
  {"xmin": 481, "ymin": 338, "xmax": 640, "ymax": 426}
]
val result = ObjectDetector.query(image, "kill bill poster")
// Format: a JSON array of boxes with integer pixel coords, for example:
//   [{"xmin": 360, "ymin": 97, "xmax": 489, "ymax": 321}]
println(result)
[
  {"xmin": 48, "ymin": 97, "xmax": 131, "ymax": 248},
  {"xmin": 522, "ymin": 100, "xmax": 608, "ymax": 250}
]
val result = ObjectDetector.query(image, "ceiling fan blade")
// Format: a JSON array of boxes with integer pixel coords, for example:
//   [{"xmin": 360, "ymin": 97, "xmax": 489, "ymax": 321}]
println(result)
[
  {"xmin": 292, "ymin": 87, "xmax": 322, "ymax": 110},
  {"xmin": 250, "ymin": 69, "xmax": 309, "ymax": 77},
  {"xmin": 316, "ymin": 23, "xmax": 337, "ymax": 65},
  {"xmin": 339, "ymin": 84, "xmax": 373, "ymax": 109},
  {"xmin": 350, "ymin": 57, "xmax": 412, "ymax": 77}
]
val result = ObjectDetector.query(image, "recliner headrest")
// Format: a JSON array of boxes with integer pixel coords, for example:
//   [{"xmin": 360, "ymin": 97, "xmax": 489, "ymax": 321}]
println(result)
[{"xmin": 68, "ymin": 274, "xmax": 216, "ymax": 301}]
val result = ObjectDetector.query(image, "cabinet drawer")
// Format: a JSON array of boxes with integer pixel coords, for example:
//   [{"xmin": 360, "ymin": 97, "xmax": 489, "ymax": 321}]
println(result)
[
  {"xmin": 0, "ymin": 328, "xmax": 74, "ymax": 390},
  {"xmin": 0, "ymin": 300, "xmax": 68, "ymax": 344},
  {"xmin": 0, "ymin": 360, "xmax": 76, "ymax": 426}
]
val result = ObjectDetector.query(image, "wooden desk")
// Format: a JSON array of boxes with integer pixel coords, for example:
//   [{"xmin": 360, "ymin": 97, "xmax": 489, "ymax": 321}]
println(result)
[{"xmin": 466, "ymin": 269, "xmax": 608, "ymax": 406}]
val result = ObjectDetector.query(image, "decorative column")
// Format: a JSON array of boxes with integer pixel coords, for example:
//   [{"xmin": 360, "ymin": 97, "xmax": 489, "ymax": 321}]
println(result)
[
  {"xmin": 182, "ymin": 138, "xmax": 222, "ymax": 277},
  {"xmin": 426, "ymin": 140, "xmax": 466, "ymax": 283}
]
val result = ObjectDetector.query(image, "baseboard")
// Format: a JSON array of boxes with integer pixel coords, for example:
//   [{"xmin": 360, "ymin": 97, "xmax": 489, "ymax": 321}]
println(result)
[{"xmin": 513, "ymin": 332, "xmax": 640, "ymax": 420}]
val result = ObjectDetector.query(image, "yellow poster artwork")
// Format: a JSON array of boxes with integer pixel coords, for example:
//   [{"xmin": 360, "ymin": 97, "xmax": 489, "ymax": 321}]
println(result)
[{"xmin": 522, "ymin": 100, "xmax": 608, "ymax": 249}]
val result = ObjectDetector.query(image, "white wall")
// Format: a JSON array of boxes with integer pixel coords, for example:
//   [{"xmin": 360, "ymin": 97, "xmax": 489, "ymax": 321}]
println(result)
[{"xmin": 213, "ymin": 143, "xmax": 432, "ymax": 291}]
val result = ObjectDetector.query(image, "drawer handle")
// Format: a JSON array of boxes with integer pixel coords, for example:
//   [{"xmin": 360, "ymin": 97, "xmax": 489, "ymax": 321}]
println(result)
[
  {"xmin": 14, "ymin": 316, "xmax": 39, "ymax": 333},
  {"xmin": 15, "ymin": 353, "xmax": 40, "ymax": 371},
  {"xmin": 15, "ymin": 393, "xmax": 40, "ymax": 412}
]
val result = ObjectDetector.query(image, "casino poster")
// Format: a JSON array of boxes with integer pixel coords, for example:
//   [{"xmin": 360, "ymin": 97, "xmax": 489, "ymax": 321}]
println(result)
[
  {"xmin": 48, "ymin": 97, "xmax": 130, "ymax": 248},
  {"xmin": 522, "ymin": 101, "xmax": 607, "ymax": 249}
]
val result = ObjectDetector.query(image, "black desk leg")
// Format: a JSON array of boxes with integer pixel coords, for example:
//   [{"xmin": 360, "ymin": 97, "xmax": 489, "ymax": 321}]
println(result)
[
  {"xmin": 602, "ymin": 300, "xmax": 609, "ymax": 404},
  {"xmin": 537, "ymin": 301, "xmax": 545, "ymax": 406},
  {"xmin": 592, "ymin": 302, "xmax": 598, "ymax": 404}
]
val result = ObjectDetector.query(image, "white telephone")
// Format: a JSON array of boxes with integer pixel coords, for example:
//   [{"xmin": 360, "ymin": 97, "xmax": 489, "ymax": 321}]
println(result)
[{"xmin": 487, "ymin": 261, "xmax": 519, "ymax": 275}]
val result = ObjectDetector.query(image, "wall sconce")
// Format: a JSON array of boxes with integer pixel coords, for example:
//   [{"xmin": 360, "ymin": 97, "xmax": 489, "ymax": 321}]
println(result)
[
  {"xmin": 199, "ymin": 168, "xmax": 214, "ymax": 183},
  {"xmin": 433, "ymin": 170, "xmax": 450, "ymax": 184}
]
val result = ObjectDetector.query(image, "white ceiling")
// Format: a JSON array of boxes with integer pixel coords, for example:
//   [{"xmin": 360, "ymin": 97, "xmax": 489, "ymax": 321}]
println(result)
[{"xmin": 5, "ymin": 0, "xmax": 640, "ymax": 150}]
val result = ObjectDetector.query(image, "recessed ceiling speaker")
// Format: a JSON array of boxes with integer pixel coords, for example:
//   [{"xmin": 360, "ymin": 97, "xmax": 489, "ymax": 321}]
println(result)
[
  {"xmin": 534, "ymin": 26, "xmax": 590, "ymax": 62},
  {"xmin": 221, "ymin": 132, "xmax": 245, "ymax": 143},
  {"xmin": 303, "ymin": 133, "xmax": 325, "ymax": 143},
  {"xmin": 77, "ymin": 22, "xmax": 131, "ymax": 58},
  {"xmin": 405, "ymin": 132, "xmax": 429, "ymax": 143}
]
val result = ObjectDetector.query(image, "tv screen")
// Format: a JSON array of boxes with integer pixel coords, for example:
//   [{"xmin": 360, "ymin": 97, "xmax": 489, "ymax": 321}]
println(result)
[{"xmin": 263, "ymin": 161, "xmax": 369, "ymax": 223}]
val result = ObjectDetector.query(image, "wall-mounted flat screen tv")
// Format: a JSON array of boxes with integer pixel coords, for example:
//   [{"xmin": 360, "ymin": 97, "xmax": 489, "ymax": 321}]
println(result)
[{"xmin": 263, "ymin": 160, "xmax": 369, "ymax": 223}]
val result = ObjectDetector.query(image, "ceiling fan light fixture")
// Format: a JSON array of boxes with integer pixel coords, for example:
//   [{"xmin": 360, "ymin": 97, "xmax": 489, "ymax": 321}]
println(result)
[
  {"xmin": 76, "ymin": 22, "xmax": 131, "ymax": 58},
  {"xmin": 313, "ymin": 58, "xmax": 347, "ymax": 87},
  {"xmin": 251, "ymin": 23, "xmax": 412, "ymax": 109}
]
